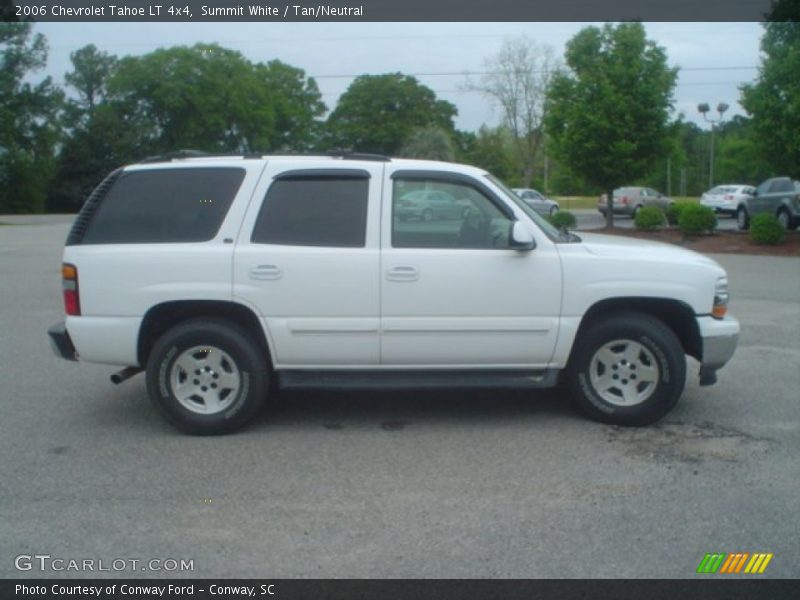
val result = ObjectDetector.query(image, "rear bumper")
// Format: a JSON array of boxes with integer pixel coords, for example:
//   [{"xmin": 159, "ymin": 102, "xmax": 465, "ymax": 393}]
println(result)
[
  {"xmin": 701, "ymin": 201, "xmax": 736, "ymax": 215},
  {"xmin": 598, "ymin": 205, "xmax": 635, "ymax": 216},
  {"xmin": 47, "ymin": 321, "xmax": 78, "ymax": 361}
]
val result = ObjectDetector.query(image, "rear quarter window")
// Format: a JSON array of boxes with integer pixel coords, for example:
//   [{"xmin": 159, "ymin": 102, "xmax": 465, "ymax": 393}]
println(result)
[{"xmin": 82, "ymin": 167, "xmax": 245, "ymax": 244}]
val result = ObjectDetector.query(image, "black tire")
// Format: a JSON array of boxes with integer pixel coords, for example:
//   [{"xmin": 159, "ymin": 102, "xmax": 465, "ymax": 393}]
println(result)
[
  {"xmin": 145, "ymin": 318, "xmax": 268, "ymax": 435},
  {"xmin": 633, "ymin": 205, "xmax": 642, "ymax": 219},
  {"xmin": 550, "ymin": 205, "xmax": 559, "ymax": 216},
  {"xmin": 777, "ymin": 208, "xmax": 792, "ymax": 231},
  {"xmin": 737, "ymin": 206, "xmax": 749, "ymax": 230},
  {"xmin": 566, "ymin": 313, "xmax": 686, "ymax": 426}
]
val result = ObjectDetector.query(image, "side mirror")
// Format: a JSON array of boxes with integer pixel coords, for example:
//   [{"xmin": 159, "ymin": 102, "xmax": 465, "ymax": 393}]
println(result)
[{"xmin": 510, "ymin": 221, "xmax": 535, "ymax": 251}]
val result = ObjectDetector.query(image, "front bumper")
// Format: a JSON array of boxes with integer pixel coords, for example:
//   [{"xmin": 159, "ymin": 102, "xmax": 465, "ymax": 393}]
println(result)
[
  {"xmin": 697, "ymin": 314, "xmax": 740, "ymax": 385},
  {"xmin": 47, "ymin": 321, "xmax": 78, "ymax": 361}
]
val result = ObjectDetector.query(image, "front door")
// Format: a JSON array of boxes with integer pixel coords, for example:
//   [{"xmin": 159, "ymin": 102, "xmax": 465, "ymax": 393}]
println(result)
[{"xmin": 379, "ymin": 169, "xmax": 562, "ymax": 368}]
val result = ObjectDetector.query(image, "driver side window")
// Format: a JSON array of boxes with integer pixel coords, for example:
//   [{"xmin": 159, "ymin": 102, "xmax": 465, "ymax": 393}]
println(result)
[{"xmin": 392, "ymin": 178, "xmax": 512, "ymax": 249}]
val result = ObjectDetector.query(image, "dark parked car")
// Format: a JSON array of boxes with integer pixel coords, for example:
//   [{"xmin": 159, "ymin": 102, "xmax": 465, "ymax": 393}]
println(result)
[{"xmin": 736, "ymin": 177, "xmax": 800, "ymax": 230}]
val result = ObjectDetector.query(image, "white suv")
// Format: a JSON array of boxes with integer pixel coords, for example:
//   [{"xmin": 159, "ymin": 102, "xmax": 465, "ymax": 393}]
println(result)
[{"xmin": 48, "ymin": 153, "xmax": 739, "ymax": 434}]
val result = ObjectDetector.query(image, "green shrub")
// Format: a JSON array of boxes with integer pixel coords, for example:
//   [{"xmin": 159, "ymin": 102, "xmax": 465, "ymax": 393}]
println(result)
[
  {"xmin": 678, "ymin": 204, "xmax": 717, "ymax": 236},
  {"xmin": 749, "ymin": 213, "xmax": 784, "ymax": 245},
  {"xmin": 666, "ymin": 202, "xmax": 692, "ymax": 226},
  {"xmin": 548, "ymin": 210, "xmax": 577, "ymax": 230},
  {"xmin": 634, "ymin": 206, "xmax": 666, "ymax": 231}
]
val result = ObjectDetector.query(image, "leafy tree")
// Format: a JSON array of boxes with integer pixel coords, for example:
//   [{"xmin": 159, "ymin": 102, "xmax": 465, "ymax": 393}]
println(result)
[
  {"xmin": 1, "ymin": 0, "xmax": 19, "ymax": 21},
  {"xmin": 65, "ymin": 44, "xmax": 116, "ymax": 117},
  {"xmin": 455, "ymin": 125, "xmax": 517, "ymax": 183},
  {"xmin": 467, "ymin": 37, "xmax": 558, "ymax": 187},
  {"xmin": 255, "ymin": 59, "xmax": 326, "ymax": 151},
  {"xmin": 741, "ymin": 20, "xmax": 800, "ymax": 178},
  {"xmin": 0, "ymin": 23, "xmax": 62, "ymax": 213},
  {"xmin": 713, "ymin": 116, "xmax": 770, "ymax": 185},
  {"xmin": 106, "ymin": 44, "xmax": 278, "ymax": 154},
  {"xmin": 325, "ymin": 73, "xmax": 456, "ymax": 155},
  {"xmin": 47, "ymin": 45, "xmax": 123, "ymax": 212},
  {"xmin": 545, "ymin": 23, "xmax": 678, "ymax": 226},
  {"xmin": 765, "ymin": 0, "xmax": 800, "ymax": 20},
  {"xmin": 399, "ymin": 125, "xmax": 455, "ymax": 161}
]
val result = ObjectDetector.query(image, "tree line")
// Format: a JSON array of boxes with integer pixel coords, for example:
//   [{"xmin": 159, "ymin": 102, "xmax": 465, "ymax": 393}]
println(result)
[{"xmin": 1, "ymin": 15, "xmax": 797, "ymax": 214}]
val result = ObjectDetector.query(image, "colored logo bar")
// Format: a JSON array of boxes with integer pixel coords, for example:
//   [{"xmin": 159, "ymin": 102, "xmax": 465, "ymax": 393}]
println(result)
[{"xmin": 697, "ymin": 553, "xmax": 773, "ymax": 574}]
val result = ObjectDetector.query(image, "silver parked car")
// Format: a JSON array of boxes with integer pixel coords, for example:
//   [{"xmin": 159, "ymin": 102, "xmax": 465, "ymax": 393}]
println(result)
[
  {"xmin": 598, "ymin": 187, "xmax": 672, "ymax": 217},
  {"xmin": 736, "ymin": 177, "xmax": 800, "ymax": 231},
  {"xmin": 701, "ymin": 184, "xmax": 755, "ymax": 217},
  {"xmin": 512, "ymin": 188, "xmax": 560, "ymax": 216},
  {"xmin": 395, "ymin": 190, "xmax": 472, "ymax": 221}
]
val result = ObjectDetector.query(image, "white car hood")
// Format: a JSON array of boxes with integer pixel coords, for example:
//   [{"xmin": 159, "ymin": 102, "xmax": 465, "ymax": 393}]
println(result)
[{"xmin": 577, "ymin": 232, "xmax": 722, "ymax": 269}]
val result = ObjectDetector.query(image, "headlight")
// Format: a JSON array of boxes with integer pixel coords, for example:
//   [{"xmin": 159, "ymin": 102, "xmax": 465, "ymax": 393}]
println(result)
[{"xmin": 713, "ymin": 277, "xmax": 729, "ymax": 319}]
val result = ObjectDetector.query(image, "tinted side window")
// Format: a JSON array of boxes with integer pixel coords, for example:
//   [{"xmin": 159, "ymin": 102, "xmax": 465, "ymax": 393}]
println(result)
[
  {"xmin": 82, "ymin": 168, "xmax": 245, "ymax": 244},
  {"xmin": 769, "ymin": 178, "xmax": 792, "ymax": 193},
  {"xmin": 252, "ymin": 177, "xmax": 368, "ymax": 247}
]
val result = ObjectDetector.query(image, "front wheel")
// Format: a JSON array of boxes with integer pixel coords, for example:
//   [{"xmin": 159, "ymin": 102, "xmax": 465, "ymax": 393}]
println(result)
[
  {"xmin": 567, "ymin": 313, "xmax": 686, "ymax": 426},
  {"xmin": 145, "ymin": 318, "xmax": 268, "ymax": 435},
  {"xmin": 777, "ymin": 208, "xmax": 792, "ymax": 230},
  {"xmin": 737, "ymin": 206, "xmax": 749, "ymax": 230}
]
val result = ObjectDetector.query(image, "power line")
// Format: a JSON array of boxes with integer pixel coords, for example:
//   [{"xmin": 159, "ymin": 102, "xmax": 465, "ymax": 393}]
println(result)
[
  {"xmin": 317, "ymin": 81, "xmax": 751, "ymax": 97},
  {"xmin": 308, "ymin": 66, "xmax": 758, "ymax": 79}
]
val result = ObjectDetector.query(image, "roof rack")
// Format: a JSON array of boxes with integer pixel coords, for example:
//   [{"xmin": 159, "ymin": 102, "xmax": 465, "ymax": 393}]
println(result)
[
  {"xmin": 138, "ymin": 150, "xmax": 264, "ymax": 163},
  {"xmin": 138, "ymin": 149, "xmax": 392, "ymax": 164},
  {"xmin": 325, "ymin": 150, "xmax": 391, "ymax": 162}
]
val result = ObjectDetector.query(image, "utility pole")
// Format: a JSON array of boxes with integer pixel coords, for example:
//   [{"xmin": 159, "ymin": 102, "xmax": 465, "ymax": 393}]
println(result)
[{"xmin": 697, "ymin": 102, "xmax": 729, "ymax": 189}]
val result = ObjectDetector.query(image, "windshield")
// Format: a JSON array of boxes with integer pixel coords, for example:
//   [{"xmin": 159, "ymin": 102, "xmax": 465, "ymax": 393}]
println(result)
[{"xmin": 484, "ymin": 174, "xmax": 568, "ymax": 241}]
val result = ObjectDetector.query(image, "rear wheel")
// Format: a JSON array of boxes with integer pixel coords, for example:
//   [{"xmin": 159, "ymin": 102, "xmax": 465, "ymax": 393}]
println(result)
[
  {"xmin": 633, "ymin": 205, "xmax": 642, "ymax": 218},
  {"xmin": 737, "ymin": 206, "xmax": 749, "ymax": 230},
  {"xmin": 422, "ymin": 208, "xmax": 433, "ymax": 222},
  {"xmin": 550, "ymin": 205, "xmax": 559, "ymax": 216},
  {"xmin": 567, "ymin": 313, "xmax": 686, "ymax": 426},
  {"xmin": 145, "ymin": 318, "xmax": 267, "ymax": 435}
]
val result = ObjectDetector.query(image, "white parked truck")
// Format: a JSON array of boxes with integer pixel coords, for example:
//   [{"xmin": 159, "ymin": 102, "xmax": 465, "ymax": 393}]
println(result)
[{"xmin": 48, "ymin": 153, "xmax": 739, "ymax": 434}]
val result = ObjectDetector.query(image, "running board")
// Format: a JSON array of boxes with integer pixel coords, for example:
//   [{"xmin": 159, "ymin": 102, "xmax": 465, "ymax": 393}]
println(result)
[{"xmin": 277, "ymin": 369, "xmax": 559, "ymax": 390}]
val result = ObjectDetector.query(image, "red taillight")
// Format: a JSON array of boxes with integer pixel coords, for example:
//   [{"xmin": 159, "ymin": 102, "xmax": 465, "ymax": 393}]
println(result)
[
  {"xmin": 724, "ymin": 195, "xmax": 734, "ymax": 200},
  {"xmin": 620, "ymin": 196, "xmax": 629, "ymax": 205},
  {"xmin": 62, "ymin": 263, "xmax": 81, "ymax": 316}
]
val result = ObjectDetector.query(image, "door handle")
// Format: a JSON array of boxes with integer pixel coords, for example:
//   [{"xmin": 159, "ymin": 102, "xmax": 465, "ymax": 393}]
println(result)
[
  {"xmin": 249, "ymin": 265, "xmax": 282, "ymax": 280},
  {"xmin": 387, "ymin": 265, "xmax": 419, "ymax": 282}
]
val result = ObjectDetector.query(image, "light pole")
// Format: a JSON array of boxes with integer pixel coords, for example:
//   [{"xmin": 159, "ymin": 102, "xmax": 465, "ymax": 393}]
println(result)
[{"xmin": 697, "ymin": 102, "xmax": 729, "ymax": 189}]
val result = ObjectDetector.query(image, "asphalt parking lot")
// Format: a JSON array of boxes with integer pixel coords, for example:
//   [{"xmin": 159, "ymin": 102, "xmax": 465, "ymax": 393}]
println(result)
[{"xmin": 1, "ymin": 217, "xmax": 798, "ymax": 579}]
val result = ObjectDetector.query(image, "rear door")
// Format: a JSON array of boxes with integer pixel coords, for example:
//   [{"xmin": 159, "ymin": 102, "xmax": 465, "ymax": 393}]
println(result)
[{"xmin": 233, "ymin": 161, "xmax": 383, "ymax": 368}]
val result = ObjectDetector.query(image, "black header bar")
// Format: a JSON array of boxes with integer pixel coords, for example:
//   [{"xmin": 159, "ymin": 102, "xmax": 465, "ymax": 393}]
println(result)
[{"xmin": 6, "ymin": 0, "xmax": 777, "ymax": 22}]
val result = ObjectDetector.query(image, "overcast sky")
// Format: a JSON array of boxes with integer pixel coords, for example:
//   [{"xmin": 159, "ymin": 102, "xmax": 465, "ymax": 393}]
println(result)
[{"xmin": 33, "ymin": 22, "xmax": 764, "ymax": 132}]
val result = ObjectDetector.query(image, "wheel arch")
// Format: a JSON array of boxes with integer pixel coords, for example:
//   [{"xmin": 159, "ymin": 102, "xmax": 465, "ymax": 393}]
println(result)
[
  {"xmin": 571, "ymin": 297, "xmax": 701, "ymax": 364},
  {"xmin": 138, "ymin": 300, "xmax": 272, "ymax": 368}
]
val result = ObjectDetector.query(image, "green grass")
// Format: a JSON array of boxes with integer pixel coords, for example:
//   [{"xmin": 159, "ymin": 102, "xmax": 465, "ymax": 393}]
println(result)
[{"xmin": 552, "ymin": 195, "xmax": 699, "ymax": 210}]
